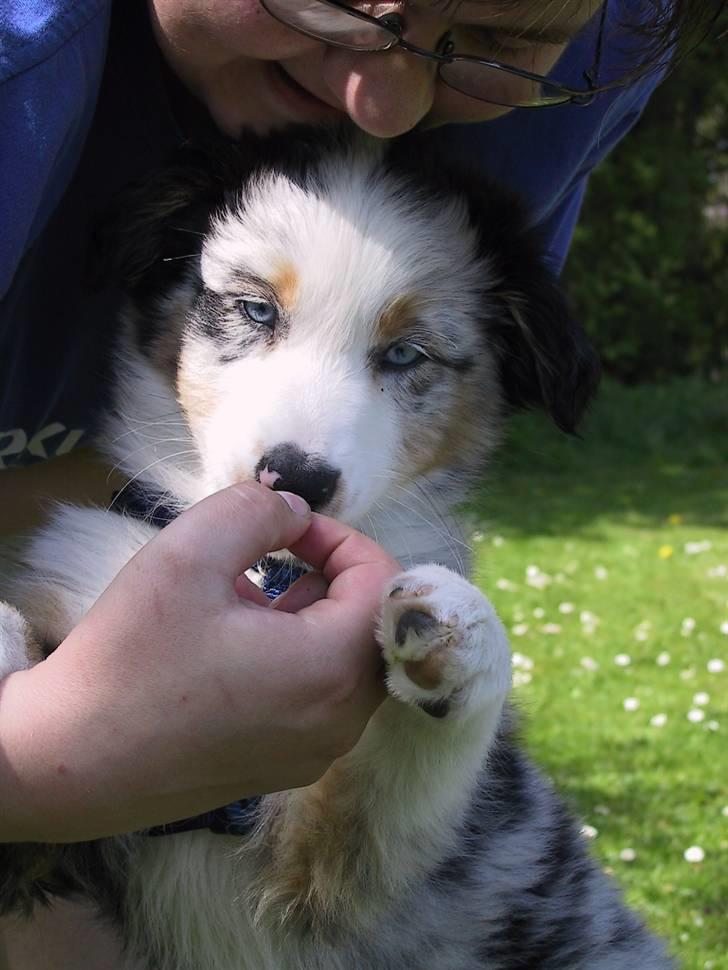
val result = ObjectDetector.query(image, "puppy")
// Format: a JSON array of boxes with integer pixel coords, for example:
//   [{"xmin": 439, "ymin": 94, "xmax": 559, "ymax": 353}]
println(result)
[{"xmin": 0, "ymin": 128, "xmax": 674, "ymax": 969}]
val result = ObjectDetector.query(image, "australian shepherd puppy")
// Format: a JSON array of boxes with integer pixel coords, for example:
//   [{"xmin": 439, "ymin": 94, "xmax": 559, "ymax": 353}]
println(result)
[{"xmin": 0, "ymin": 129, "xmax": 674, "ymax": 969}]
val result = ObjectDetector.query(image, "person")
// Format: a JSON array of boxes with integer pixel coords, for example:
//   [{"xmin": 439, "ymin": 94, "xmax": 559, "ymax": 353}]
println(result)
[{"xmin": 0, "ymin": 0, "xmax": 724, "ymax": 966}]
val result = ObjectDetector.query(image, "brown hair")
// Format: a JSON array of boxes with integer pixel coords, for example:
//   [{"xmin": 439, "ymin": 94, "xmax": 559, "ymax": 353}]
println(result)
[{"xmin": 477, "ymin": 0, "xmax": 726, "ymax": 82}]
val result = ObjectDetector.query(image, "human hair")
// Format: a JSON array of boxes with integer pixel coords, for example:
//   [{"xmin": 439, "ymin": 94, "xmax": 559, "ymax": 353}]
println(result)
[
  {"xmin": 492, "ymin": 0, "xmax": 726, "ymax": 85},
  {"xmin": 624, "ymin": 0, "xmax": 727, "ymax": 66}
]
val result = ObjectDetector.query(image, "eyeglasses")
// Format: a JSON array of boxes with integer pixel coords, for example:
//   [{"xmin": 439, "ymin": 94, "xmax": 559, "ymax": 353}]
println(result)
[{"xmin": 259, "ymin": 0, "xmax": 608, "ymax": 108}]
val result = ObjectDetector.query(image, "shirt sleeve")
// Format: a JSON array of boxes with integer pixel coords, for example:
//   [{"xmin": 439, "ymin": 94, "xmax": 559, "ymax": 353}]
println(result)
[
  {"xmin": 0, "ymin": 1, "xmax": 111, "ymax": 299},
  {"xmin": 538, "ymin": 92, "xmax": 660, "ymax": 273}
]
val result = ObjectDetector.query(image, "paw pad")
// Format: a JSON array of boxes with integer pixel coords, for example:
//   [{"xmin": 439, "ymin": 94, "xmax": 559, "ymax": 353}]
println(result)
[
  {"xmin": 379, "ymin": 564, "xmax": 511, "ymax": 721},
  {"xmin": 395, "ymin": 609, "xmax": 440, "ymax": 646},
  {"xmin": 389, "ymin": 584, "xmax": 433, "ymax": 600}
]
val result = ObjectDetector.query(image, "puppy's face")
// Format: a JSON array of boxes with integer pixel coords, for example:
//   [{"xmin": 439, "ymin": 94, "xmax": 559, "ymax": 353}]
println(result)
[
  {"xmin": 174, "ymin": 159, "xmax": 501, "ymax": 522},
  {"xmin": 108, "ymin": 132, "xmax": 599, "ymax": 527}
]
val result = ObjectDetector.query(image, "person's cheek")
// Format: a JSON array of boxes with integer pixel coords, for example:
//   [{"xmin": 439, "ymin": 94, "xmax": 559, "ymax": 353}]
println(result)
[
  {"xmin": 425, "ymin": 86, "xmax": 515, "ymax": 127},
  {"xmin": 425, "ymin": 41, "xmax": 569, "ymax": 127},
  {"xmin": 525, "ymin": 43, "xmax": 569, "ymax": 79}
]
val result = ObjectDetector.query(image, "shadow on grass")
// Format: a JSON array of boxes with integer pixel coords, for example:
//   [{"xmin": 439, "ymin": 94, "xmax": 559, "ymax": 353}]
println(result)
[
  {"xmin": 528, "ymin": 741, "xmax": 728, "ymax": 955},
  {"xmin": 468, "ymin": 379, "xmax": 728, "ymax": 535}
]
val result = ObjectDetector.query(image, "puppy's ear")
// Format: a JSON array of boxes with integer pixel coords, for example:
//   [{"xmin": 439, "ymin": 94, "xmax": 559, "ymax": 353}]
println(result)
[
  {"xmin": 468, "ymin": 190, "xmax": 600, "ymax": 435},
  {"xmin": 89, "ymin": 126, "xmax": 354, "ymax": 295},
  {"xmin": 89, "ymin": 138, "xmax": 263, "ymax": 295},
  {"xmin": 90, "ymin": 166, "xmax": 215, "ymax": 294},
  {"xmin": 487, "ymin": 266, "xmax": 601, "ymax": 435}
]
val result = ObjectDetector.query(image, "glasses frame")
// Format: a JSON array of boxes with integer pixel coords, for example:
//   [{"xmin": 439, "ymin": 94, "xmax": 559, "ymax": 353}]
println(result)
[{"xmin": 259, "ymin": 0, "xmax": 609, "ymax": 108}]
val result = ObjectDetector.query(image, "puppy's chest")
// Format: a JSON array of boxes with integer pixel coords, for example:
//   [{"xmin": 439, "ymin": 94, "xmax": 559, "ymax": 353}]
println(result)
[{"xmin": 131, "ymin": 835, "xmax": 356, "ymax": 970}]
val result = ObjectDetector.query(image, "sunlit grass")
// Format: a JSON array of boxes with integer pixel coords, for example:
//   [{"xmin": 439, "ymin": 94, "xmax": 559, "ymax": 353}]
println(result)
[{"xmin": 467, "ymin": 379, "xmax": 728, "ymax": 970}]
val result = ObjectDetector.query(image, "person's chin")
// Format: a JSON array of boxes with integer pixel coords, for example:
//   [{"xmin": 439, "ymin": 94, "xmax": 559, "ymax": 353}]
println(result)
[{"xmin": 209, "ymin": 62, "xmax": 347, "ymax": 137}]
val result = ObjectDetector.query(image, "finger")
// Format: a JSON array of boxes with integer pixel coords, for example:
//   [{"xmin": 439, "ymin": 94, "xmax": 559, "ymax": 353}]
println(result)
[
  {"xmin": 271, "ymin": 571, "xmax": 329, "ymax": 613},
  {"xmin": 161, "ymin": 481, "xmax": 312, "ymax": 579},
  {"xmin": 288, "ymin": 513, "xmax": 400, "ymax": 587},
  {"xmin": 234, "ymin": 573, "xmax": 271, "ymax": 607},
  {"xmin": 290, "ymin": 518, "xmax": 400, "ymax": 660}
]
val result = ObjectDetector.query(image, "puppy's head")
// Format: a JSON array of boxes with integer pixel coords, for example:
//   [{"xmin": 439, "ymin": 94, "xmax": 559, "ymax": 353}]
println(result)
[{"xmin": 101, "ymin": 129, "xmax": 599, "ymax": 524}]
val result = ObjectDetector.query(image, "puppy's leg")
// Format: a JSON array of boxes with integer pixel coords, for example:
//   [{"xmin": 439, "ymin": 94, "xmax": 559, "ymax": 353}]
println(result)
[
  {"xmin": 253, "ymin": 563, "xmax": 510, "ymax": 932},
  {"xmin": 6, "ymin": 506, "xmax": 159, "ymax": 650}
]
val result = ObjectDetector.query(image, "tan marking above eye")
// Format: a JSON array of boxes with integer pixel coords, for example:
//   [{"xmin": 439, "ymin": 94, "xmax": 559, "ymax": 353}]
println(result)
[
  {"xmin": 376, "ymin": 293, "xmax": 423, "ymax": 345},
  {"xmin": 270, "ymin": 262, "xmax": 299, "ymax": 313},
  {"xmin": 176, "ymin": 342, "xmax": 218, "ymax": 425}
]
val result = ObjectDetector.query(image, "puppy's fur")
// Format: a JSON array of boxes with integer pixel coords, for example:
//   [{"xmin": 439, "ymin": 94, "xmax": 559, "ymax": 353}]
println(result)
[{"xmin": 0, "ymin": 129, "xmax": 674, "ymax": 969}]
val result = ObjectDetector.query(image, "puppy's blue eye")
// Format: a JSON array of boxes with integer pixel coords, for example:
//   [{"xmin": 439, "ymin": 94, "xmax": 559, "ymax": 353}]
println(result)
[
  {"xmin": 382, "ymin": 342, "xmax": 425, "ymax": 368},
  {"xmin": 240, "ymin": 299, "xmax": 278, "ymax": 328}
]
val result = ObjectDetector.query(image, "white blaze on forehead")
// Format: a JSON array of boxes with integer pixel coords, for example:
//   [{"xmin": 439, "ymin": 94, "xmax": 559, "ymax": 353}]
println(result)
[
  {"xmin": 200, "ymin": 152, "xmax": 490, "ymax": 342},
  {"xmin": 200, "ymin": 338, "xmax": 400, "ymax": 520}
]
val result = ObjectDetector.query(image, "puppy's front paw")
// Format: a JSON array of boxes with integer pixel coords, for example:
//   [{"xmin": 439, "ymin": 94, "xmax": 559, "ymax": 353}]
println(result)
[{"xmin": 378, "ymin": 564, "xmax": 511, "ymax": 718}]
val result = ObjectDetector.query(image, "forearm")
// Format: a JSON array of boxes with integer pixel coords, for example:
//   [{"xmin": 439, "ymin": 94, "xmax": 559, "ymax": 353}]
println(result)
[
  {"xmin": 0, "ymin": 660, "xmax": 155, "ymax": 843},
  {"xmin": 0, "ymin": 645, "xmax": 251, "ymax": 844}
]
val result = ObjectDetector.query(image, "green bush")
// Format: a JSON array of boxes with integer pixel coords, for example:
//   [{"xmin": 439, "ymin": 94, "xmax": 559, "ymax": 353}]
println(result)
[{"xmin": 564, "ymin": 19, "xmax": 728, "ymax": 382}]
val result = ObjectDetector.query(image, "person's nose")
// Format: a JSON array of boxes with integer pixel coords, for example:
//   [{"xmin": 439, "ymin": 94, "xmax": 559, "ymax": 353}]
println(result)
[{"xmin": 320, "ymin": 14, "xmax": 448, "ymax": 137}]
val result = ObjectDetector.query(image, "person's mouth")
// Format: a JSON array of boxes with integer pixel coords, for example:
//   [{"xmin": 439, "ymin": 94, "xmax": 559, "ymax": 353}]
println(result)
[{"xmin": 269, "ymin": 62, "xmax": 345, "ymax": 122}]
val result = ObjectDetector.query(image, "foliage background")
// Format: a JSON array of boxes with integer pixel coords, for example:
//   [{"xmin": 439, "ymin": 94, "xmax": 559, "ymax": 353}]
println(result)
[
  {"xmin": 563, "ymin": 12, "xmax": 728, "ymax": 382},
  {"xmin": 485, "ymin": 19, "xmax": 728, "ymax": 966}
]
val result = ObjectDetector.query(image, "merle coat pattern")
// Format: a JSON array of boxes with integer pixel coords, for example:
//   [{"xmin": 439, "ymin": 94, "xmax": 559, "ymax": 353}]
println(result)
[{"xmin": 0, "ymin": 129, "xmax": 674, "ymax": 970}]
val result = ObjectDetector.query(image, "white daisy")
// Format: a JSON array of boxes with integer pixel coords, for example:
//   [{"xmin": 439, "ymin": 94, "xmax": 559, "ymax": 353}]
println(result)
[{"xmin": 685, "ymin": 540, "xmax": 712, "ymax": 555}]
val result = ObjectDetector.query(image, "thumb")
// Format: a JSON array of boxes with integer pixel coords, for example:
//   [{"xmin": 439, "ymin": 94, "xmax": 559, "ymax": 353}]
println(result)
[{"xmin": 160, "ymin": 481, "xmax": 312, "ymax": 579}]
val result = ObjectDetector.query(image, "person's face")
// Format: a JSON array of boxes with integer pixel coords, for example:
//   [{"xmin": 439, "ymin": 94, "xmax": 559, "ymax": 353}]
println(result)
[{"xmin": 149, "ymin": 0, "xmax": 602, "ymax": 139}]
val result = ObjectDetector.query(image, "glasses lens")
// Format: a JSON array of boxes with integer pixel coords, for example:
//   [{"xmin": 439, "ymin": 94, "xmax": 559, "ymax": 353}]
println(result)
[
  {"xmin": 264, "ymin": 0, "xmax": 395, "ymax": 51},
  {"xmin": 440, "ymin": 59, "xmax": 571, "ymax": 107}
]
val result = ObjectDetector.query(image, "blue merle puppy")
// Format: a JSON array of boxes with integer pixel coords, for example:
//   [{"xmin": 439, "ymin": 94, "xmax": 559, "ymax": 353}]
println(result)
[{"xmin": 0, "ymin": 128, "xmax": 673, "ymax": 969}]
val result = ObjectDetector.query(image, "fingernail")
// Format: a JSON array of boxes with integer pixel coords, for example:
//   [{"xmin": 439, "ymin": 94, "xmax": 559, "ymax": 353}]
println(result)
[{"xmin": 277, "ymin": 491, "xmax": 311, "ymax": 516}]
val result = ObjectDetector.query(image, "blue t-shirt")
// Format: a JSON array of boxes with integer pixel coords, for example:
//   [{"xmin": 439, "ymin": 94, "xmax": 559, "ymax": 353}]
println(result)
[{"xmin": 0, "ymin": 0, "xmax": 664, "ymax": 468}]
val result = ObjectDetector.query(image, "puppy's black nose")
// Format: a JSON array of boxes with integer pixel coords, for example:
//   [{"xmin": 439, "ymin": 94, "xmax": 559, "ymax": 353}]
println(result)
[{"xmin": 255, "ymin": 444, "xmax": 340, "ymax": 512}]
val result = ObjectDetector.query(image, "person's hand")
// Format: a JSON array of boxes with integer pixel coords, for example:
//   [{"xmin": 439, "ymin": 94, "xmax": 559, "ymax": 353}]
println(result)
[{"xmin": 0, "ymin": 482, "xmax": 400, "ymax": 842}]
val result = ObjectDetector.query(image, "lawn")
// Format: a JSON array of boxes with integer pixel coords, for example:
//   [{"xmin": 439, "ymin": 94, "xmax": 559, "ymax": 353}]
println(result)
[{"xmin": 467, "ymin": 378, "xmax": 728, "ymax": 970}]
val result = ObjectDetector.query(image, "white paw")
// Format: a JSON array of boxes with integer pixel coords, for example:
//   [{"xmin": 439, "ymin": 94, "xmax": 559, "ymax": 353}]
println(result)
[{"xmin": 378, "ymin": 564, "xmax": 511, "ymax": 718}]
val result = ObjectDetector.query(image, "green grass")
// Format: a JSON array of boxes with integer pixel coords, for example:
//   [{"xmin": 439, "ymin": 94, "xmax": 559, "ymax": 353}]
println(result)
[{"xmin": 466, "ymin": 379, "xmax": 728, "ymax": 970}]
